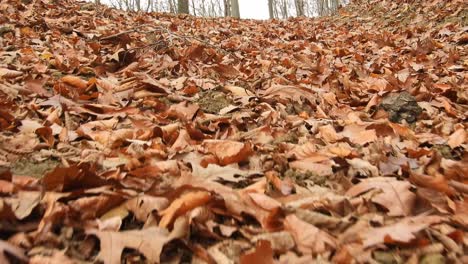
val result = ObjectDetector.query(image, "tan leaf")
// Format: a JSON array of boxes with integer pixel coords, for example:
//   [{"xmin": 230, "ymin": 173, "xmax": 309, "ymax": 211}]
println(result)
[
  {"xmin": 289, "ymin": 159, "xmax": 334, "ymax": 176},
  {"xmin": 447, "ymin": 128, "xmax": 466, "ymax": 149},
  {"xmin": 318, "ymin": 124, "xmax": 343, "ymax": 143},
  {"xmin": 346, "ymin": 177, "xmax": 416, "ymax": 216},
  {"xmin": 284, "ymin": 214, "xmax": 336, "ymax": 254},
  {"xmin": 360, "ymin": 215, "xmax": 442, "ymax": 247},
  {"xmin": 340, "ymin": 124, "xmax": 377, "ymax": 145},
  {"xmin": 203, "ymin": 140, "xmax": 253, "ymax": 166},
  {"xmin": 0, "ymin": 68, "xmax": 22, "ymax": 79},
  {"xmin": 88, "ymin": 227, "xmax": 170, "ymax": 264},
  {"xmin": 224, "ymin": 85, "xmax": 253, "ymax": 97}
]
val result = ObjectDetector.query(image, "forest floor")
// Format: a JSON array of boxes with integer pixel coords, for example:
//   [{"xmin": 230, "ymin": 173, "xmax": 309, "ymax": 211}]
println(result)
[{"xmin": 0, "ymin": 0, "xmax": 467, "ymax": 263}]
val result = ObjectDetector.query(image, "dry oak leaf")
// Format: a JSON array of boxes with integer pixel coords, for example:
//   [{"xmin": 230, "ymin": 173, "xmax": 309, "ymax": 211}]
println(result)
[
  {"xmin": 61, "ymin": 75, "xmax": 88, "ymax": 90},
  {"xmin": 340, "ymin": 124, "xmax": 377, "ymax": 145},
  {"xmin": 318, "ymin": 124, "xmax": 344, "ymax": 143},
  {"xmin": 124, "ymin": 195, "xmax": 169, "ymax": 223},
  {"xmin": 6, "ymin": 191, "xmax": 41, "ymax": 220},
  {"xmin": 346, "ymin": 158, "xmax": 379, "ymax": 177},
  {"xmin": 159, "ymin": 191, "xmax": 212, "ymax": 228},
  {"xmin": 240, "ymin": 240, "xmax": 275, "ymax": 264},
  {"xmin": 360, "ymin": 215, "xmax": 443, "ymax": 247},
  {"xmin": 88, "ymin": 227, "xmax": 170, "ymax": 264},
  {"xmin": 284, "ymin": 214, "xmax": 336, "ymax": 255},
  {"xmin": 42, "ymin": 163, "xmax": 108, "ymax": 192},
  {"xmin": 0, "ymin": 68, "xmax": 22, "ymax": 79},
  {"xmin": 346, "ymin": 177, "xmax": 416, "ymax": 216},
  {"xmin": 447, "ymin": 128, "xmax": 466, "ymax": 149},
  {"xmin": 224, "ymin": 85, "xmax": 254, "ymax": 97},
  {"xmin": 202, "ymin": 140, "xmax": 253, "ymax": 166},
  {"xmin": 261, "ymin": 84, "xmax": 316, "ymax": 105}
]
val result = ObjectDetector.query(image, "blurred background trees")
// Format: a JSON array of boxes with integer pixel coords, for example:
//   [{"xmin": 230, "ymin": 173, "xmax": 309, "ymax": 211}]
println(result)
[{"xmin": 105, "ymin": 0, "xmax": 347, "ymax": 18}]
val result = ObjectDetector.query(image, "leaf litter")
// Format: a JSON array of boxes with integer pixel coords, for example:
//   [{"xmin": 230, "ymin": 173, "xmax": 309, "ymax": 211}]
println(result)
[{"xmin": 0, "ymin": 0, "xmax": 467, "ymax": 262}]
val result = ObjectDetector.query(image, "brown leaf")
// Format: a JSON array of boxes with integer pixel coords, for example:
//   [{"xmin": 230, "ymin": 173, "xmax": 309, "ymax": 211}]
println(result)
[
  {"xmin": 159, "ymin": 191, "xmax": 211, "ymax": 228},
  {"xmin": 340, "ymin": 124, "xmax": 377, "ymax": 145},
  {"xmin": 61, "ymin": 75, "xmax": 88, "ymax": 90},
  {"xmin": 240, "ymin": 240, "xmax": 274, "ymax": 264},
  {"xmin": 346, "ymin": 177, "xmax": 416, "ymax": 216},
  {"xmin": 203, "ymin": 140, "xmax": 253, "ymax": 166},
  {"xmin": 0, "ymin": 240, "xmax": 28, "ymax": 263},
  {"xmin": 284, "ymin": 214, "xmax": 336, "ymax": 254},
  {"xmin": 88, "ymin": 227, "xmax": 170, "ymax": 264},
  {"xmin": 360, "ymin": 215, "xmax": 442, "ymax": 247},
  {"xmin": 0, "ymin": 68, "xmax": 22, "ymax": 79},
  {"xmin": 42, "ymin": 163, "xmax": 109, "ymax": 192},
  {"xmin": 447, "ymin": 128, "xmax": 466, "ymax": 149}
]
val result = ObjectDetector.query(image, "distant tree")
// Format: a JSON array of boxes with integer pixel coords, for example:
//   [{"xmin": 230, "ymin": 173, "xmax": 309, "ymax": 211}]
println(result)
[
  {"xmin": 178, "ymin": 0, "xmax": 189, "ymax": 13},
  {"xmin": 268, "ymin": 0, "xmax": 274, "ymax": 19},
  {"xmin": 231, "ymin": 0, "xmax": 240, "ymax": 18},
  {"xmin": 224, "ymin": 0, "xmax": 231, "ymax": 16},
  {"xmin": 294, "ymin": 0, "xmax": 304, "ymax": 16}
]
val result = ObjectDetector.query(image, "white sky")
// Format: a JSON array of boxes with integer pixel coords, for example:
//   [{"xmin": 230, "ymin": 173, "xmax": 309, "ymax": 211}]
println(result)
[{"xmin": 239, "ymin": 0, "xmax": 269, "ymax": 19}]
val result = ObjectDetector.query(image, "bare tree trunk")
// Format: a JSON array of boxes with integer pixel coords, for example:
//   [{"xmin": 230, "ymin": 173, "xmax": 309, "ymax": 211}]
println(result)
[
  {"xmin": 224, "ymin": 0, "xmax": 231, "ymax": 17},
  {"xmin": 268, "ymin": 0, "xmax": 274, "ymax": 19},
  {"xmin": 169, "ymin": 0, "xmax": 176, "ymax": 13},
  {"xmin": 281, "ymin": 0, "xmax": 288, "ymax": 18},
  {"xmin": 295, "ymin": 0, "xmax": 304, "ymax": 16},
  {"xmin": 191, "ymin": 0, "xmax": 196, "ymax": 15},
  {"xmin": 317, "ymin": 0, "xmax": 324, "ymax": 16},
  {"xmin": 178, "ymin": 0, "xmax": 189, "ymax": 14},
  {"xmin": 231, "ymin": 0, "xmax": 240, "ymax": 18}
]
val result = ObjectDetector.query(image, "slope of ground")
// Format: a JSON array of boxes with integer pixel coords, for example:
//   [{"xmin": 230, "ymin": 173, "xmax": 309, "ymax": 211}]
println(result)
[{"xmin": 0, "ymin": 0, "xmax": 467, "ymax": 262}]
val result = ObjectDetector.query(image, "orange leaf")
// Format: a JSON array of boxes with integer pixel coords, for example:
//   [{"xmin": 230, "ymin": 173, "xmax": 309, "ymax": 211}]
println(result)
[
  {"xmin": 159, "ymin": 191, "xmax": 211, "ymax": 228},
  {"xmin": 240, "ymin": 240, "xmax": 274, "ymax": 264},
  {"xmin": 203, "ymin": 140, "xmax": 253, "ymax": 165},
  {"xmin": 61, "ymin": 75, "xmax": 88, "ymax": 90}
]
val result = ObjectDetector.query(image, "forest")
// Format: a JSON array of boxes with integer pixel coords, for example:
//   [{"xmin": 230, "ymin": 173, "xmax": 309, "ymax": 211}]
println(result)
[
  {"xmin": 100, "ymin": 0, "xmax": 344, "ymax": 18},
  {"xmin": 0, "ymin": 0, "xmax": 466, "ymax": 263}
]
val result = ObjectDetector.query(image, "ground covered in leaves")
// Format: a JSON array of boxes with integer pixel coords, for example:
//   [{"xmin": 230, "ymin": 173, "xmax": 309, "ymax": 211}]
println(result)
[{"xmin": 0, "ymin": 0, "xmax": 467, "ymax": 263}]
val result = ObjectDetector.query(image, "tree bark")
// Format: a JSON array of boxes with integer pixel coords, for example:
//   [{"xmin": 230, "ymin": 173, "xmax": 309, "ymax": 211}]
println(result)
[
  {"xmin": 231, "ymin": 0, "xmax": 240, "ymax": 18},
  {"xmin": 294, "ymin": 0, "xmax": 304, "ymax": 16},
  {"xmin": 178, "ymin": 0, "xmax": 189, "ymax": 14},
  {"xmin": 224, "ymin": 0, "xmax": 231, "ymax": 16},
  {"xmin": 268, "ymin": 0, "xmax": 274, "ymax": 19}
]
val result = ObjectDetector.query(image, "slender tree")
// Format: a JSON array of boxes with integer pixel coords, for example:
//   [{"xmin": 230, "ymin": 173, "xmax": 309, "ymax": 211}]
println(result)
[
  {"xmin": 224, "ymin": 0, "xmax": 231, "ymax": 16},
  {"xmin": 294, "ymin": 0, "xmax": 304, "ymax": 16},
  {"xmin": 268, "ymin": 0, "xmax": 274, "ymax": 19},
  {"xmin": 178, "ymin": 0, "xmax": 189, "ymax": 14},
  {"xmin": 231, "ymin": 0, "xmax": 240, "ymax": 18}
]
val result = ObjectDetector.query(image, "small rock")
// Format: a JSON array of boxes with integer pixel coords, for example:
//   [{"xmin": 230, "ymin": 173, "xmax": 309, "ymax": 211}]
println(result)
[{"xmin": 380, "ymin": 92, "xmax": 422, "ymax": 123}]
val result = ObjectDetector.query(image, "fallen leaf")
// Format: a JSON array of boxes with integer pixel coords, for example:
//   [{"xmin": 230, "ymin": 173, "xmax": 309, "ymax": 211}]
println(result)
[
  {"xmin": 284, "ymin": 214, "xmax": 336, "ymax": 254},
  {"xmin": 88, "ymin": 227, "xmax": 170, "ymax": 264},
  {"xmin": 360, "ymin": 215, "xmax": 442, "ymax": 247},
  {"xmin": 346, "ymin": 177, "xmax": 416, "ymax": 216},
  {"xmin": 159, "ymin": 191, "xmax": 211, "ymax": 228}
]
